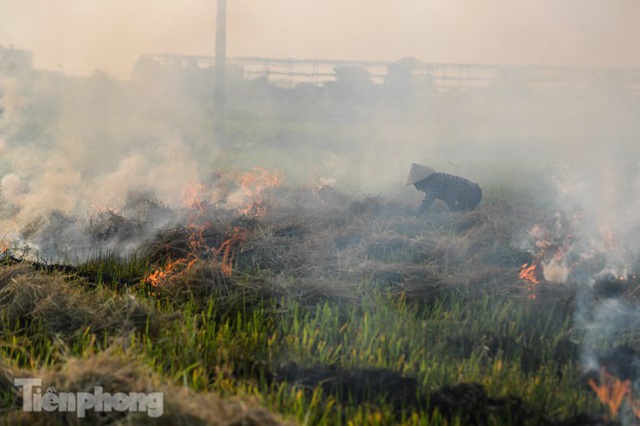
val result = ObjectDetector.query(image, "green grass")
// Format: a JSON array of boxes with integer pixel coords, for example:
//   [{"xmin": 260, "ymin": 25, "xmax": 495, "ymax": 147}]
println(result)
[
  {"xmin": 0, "ymin": 275, "xmax": 605, "ymax": 424},
  {"xmin": 0, "ymin": 186, "xmax": 618, "ymax": 425}
]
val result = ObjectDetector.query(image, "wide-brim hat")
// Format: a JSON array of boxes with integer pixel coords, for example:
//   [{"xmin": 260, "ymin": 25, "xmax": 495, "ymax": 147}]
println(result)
[{"xmin": 405, "ymin": 163, "xmax": 436, "ymax": 185}]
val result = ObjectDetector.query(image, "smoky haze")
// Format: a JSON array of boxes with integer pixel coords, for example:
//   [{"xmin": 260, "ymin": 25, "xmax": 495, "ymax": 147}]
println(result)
[
  {"xmin": 4, "ymin": 7, "xmax": 640, "ymax": 424},
  {"xmin": 0, "ymin": 2, "xmax": 639, "ymax": 269},
  {"xmin": 2, "ymin": 1, "xmax": 640, "ymax": 78},
  {"xmin": 0, "ymin": 53, "xmax": 638, "ymax": 263}
]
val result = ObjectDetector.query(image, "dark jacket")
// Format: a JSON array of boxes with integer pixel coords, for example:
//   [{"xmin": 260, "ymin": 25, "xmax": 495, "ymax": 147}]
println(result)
[{"xmin": 414, "ymin": 172, "xmax": 482, "ymax": 214}]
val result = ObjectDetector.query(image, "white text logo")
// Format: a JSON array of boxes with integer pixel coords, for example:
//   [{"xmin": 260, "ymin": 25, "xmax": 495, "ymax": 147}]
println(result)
[{"xmin": 14, "ymin": 378, "xmax": 164, "ymax": 418}]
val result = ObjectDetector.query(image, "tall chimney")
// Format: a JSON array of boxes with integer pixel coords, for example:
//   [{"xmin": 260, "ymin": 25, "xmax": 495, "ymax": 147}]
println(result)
[
  {"xmin": 214, "ymin": 0, "xmax": 227, "ymax": 145},
  {"xmin": 214, "ymin": 0, "xmax": 227, "ymax": 109}
]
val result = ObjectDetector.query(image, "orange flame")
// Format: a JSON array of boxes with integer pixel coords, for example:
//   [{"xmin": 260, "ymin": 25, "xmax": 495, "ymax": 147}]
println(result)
[
  {"xmin": 215, "ymin": 226, "xmax": 248, "ymax": 276},
  {"xmin": 588, "ymin": 369, "xmax": 640, "ymax": 420},
  {"xmin": 143, "ymin": 255, "xmax": 198, "ymax": 288},
  {"xmin": 187, "ymin": 223, "xmax": 207, "ymax": 254},
  {"xmin": 528, "ymin": 224, "xmax": 551, "ymax": 252},
  {"xmin": 143, "ymin": 224, "xmax": 249, "ymax": 288},
  {"xmin": 182, "ymin": 182, "xmax": 206, "ymax": 211},
  {"xmin": 519, "ymin": 223, "xmax": 567, "ymax": 299},
  {"xmin": 519, "ymin": 263, "xmax": 539, "ymax": 300},
  {"xmin": 143, "ymin": 169, "xmax": 273, "ymax": 289},
  {"xmin": 518, "ymin": 263, "xmax": 539, "ymax": 283},
  {"xmin": 237, "ymin": 167, "xmax": 282, "ymax": 217}
]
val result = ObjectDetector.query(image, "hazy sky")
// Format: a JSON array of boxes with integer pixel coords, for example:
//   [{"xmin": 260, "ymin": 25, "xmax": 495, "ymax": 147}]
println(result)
[{"xmin": 1, "ymin": 0, "xmax": 639, "ymax": 78}]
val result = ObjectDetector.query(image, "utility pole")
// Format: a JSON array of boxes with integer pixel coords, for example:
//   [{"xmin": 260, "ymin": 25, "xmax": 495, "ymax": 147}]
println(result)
[{"xmin": 214, "ymin": 0, "xmax": 227, "ymax": 144}]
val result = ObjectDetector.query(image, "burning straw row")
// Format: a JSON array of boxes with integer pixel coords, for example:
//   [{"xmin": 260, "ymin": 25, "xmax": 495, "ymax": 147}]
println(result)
[{"xmin": 1, "ymin": 180, "xmax": 638, "ymax": 424}]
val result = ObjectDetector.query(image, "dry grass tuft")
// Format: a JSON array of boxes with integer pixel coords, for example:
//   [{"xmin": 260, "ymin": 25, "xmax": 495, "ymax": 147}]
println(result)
[
  {"xmin": 147, "ymin": 259, "xmax": 276, "ymax": 310},
  {"xmin": 0, "ymin": 264, "xmax": 161, "ymax": 339},
  {"xmin": 138, "ymin": 224, "xmax": 226, "ymax": 265},
  {"xmin": 135, "ymin": 195, "xmax": 545, "ymax": 308},
  {"xmin": 1, "ymin": 350, "xmax": 288, "ymax": 425}
]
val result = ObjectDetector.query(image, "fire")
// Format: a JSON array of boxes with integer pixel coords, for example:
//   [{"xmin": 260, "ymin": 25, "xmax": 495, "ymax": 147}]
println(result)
[
  {"xmin": 518, "ymin": 220, "xmax": 576, "ymax": 297},
  {"xmin": 182, "ymin": 182, "xmax": 206, "ymax": 211},
  {"xmin": 236, "ymin": 167, "xmax": 283, "ymax": 217},
  {"xmin": 518, "ymin": 263, "xmax": 540, "ymax": 284},
  {"xmin": 143, "ymin": 224, "xmax": 249, "ymax": 288},
  {"xmin": 214, "ymin": 226, "xmax": 248, "ymax": 276},
  {"xmin": 143, "ymin": 168, "xmax": 275, "ymax": 290},
  {"xmin": 0, "ymin": 241, "xmax": 10, "ymax": 256},
  {"xmin": 519, "ymin": 263, "xmax": 539, "ymax": 300},
  {"xmin": 518, "ymin": 224, "xmax": 555, "ymax": 300},
  {"xmin": 143, "ymin": 255, "xmax": 198, "ymax": 288},
  {"xmin": 528, "ymin": 224, "xmax": 552, "ymax": 253},
  {"xmin": 588, "ymin": 369, "xmax": 640, "ymax": 420},
  {"xmin": 143, "ymin": 186, "xmax": 210, "ymax": 288},
  {"xmin": 518, "ymin": 263, "xmax": 539, "ymax": 283}
]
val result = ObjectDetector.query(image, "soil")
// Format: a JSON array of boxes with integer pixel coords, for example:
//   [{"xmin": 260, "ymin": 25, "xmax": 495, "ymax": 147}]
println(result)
[{"xmin": 233, "ymin": 362, "xmax": 614, "ymax": 425}]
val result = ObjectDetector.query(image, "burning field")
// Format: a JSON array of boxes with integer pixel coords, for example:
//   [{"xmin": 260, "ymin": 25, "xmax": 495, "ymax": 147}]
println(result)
[
  {"xmin": 0, "ymin": 160, "xmax": 639, "ymax": 425},
  {"xmin": 3, "ymin": 58, "xmax": 640, "ymax": 425}
]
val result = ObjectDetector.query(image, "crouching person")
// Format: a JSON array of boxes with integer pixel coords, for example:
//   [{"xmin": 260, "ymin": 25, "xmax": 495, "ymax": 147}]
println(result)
[{"xmin": 405, "ymin": 163, "xmax": 482, "ymax": 215}]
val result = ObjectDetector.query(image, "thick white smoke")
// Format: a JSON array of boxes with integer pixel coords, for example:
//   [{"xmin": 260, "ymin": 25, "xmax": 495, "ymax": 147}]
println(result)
[{"xmin": 546, "ymin": 153, "xmax": 640, "ymax": 283}]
